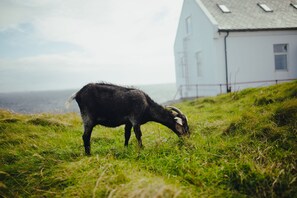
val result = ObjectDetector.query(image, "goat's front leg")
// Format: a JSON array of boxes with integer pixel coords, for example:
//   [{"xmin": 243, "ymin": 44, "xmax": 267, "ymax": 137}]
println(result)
[
  {"xmin": 133, "ymin": 125, "xmax": 143, "ymax": 148},
  {"xmin": 124, "ymin": 123, "xmax": 132, "ymax": 146}
]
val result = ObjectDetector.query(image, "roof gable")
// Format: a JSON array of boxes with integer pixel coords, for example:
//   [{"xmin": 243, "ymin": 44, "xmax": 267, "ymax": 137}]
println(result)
[{"xmin": 198, "ymin": 0, "xmax": 297, "ymax": 31}]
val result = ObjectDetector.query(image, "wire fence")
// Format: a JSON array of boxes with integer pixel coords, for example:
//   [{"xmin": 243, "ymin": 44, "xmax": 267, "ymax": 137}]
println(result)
[{"xmin": 173, "ymin": 78, "xmax": 297, "ymax": 100}]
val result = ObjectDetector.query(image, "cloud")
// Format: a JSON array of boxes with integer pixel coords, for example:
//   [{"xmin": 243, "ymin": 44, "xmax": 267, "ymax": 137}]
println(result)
[
  {"xmin": 33, "ymin": 0, "xmax": 180, "ymax": 55},
  {"xmin": 0, "ymin": 53, "xmax": 175, "ymax": 92},
  {"xmin": 0, "ymin": 0, "xmax": 183, "ymax": 92},
  {"xmin": 0, "ymin": 0, "xmax": 56, "ymax": 31}
]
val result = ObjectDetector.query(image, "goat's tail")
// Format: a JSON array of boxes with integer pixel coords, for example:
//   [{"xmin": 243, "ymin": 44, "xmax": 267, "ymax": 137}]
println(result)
[{"xmin": 65, "ymin": 92, "xmax": 77, "ymax": 109}]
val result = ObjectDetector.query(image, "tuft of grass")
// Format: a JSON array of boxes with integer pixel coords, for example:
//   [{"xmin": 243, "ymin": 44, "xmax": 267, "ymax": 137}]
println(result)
[
  {"xmin": 0, "ymin": 118, "xmax": 21, "ymax": 123},
  {"xmin": 254, "ymin": 96, "xmax": 274, "ymax": 106},
  {"xmin": 27, "ymin": 117, "xmax": 68, "ymax": 127},
  {"xmin": 274, "ymin": 99, "xmax": 297, "ymax": 127},
  {"xmin": 0, "ymin": 81, "xmax": 297, "ymax": 197}
]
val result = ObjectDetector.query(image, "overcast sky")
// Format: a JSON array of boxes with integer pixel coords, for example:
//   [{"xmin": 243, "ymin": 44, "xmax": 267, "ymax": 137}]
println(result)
[{"xmin": 0, "ymin": 0, "xmax": 183, "ymax": 92}]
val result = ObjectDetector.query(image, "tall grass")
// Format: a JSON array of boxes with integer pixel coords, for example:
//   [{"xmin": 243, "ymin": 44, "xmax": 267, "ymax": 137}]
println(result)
[{"xmin": 1, "ymin": 81, "xmax": 296, "ymax": 197}]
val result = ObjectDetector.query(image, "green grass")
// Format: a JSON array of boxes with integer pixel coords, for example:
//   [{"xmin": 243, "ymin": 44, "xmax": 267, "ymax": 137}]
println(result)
[{"xmin": 1, "ymin": 81, "xmax": 296, "ymax": 197}]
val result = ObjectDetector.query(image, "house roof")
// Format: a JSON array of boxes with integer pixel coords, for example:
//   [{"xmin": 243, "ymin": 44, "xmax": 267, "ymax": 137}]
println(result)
[{"xmin": 198, "ymin": 0, "xmax": 297, "ymax": 31}]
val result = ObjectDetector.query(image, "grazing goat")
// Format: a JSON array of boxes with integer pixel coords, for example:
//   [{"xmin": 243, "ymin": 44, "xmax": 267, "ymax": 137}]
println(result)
[{"xmin": 66, "ymin": 83, "xmax": 189, "ymax": 155}]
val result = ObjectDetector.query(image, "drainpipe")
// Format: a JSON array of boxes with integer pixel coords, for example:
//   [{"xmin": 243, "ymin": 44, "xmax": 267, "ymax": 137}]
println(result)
[{"xmin": 224, "ymin": 31, "xmax": 231, "ymax": 93}]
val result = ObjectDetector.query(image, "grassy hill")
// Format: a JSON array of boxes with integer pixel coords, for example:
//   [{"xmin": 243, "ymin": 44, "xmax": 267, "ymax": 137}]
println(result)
[{"xmin": 0, "ymin": 81, "xmax": 296, "ymax": 197}]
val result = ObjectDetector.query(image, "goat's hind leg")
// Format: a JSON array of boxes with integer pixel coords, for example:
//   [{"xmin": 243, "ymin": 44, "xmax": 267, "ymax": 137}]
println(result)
[
  {"xmin": 82, "ymin": 122, "xmax": 94, "ymax": 155},
  {"xmin": 124, "ymin": 123, "xmax": 132, "ymax": 146},
  {"xmin": 133, "ymin": 125, "xmax": 143, "ymax": 148}
]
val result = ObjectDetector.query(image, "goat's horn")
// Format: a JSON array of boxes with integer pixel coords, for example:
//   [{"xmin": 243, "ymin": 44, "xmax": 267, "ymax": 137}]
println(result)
[
  {"xmin": 166, "ymin": 106, "xmax": 189, "ymax": 123},
  {"xmin": 166, "ymin": 106, "xmax": 184, "ymax": 115}
]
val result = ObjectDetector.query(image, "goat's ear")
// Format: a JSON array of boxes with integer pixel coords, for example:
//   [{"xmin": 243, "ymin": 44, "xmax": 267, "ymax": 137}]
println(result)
[{"xmin": 174, "ymin": 117, "xmax": 183, "ymax": 126}]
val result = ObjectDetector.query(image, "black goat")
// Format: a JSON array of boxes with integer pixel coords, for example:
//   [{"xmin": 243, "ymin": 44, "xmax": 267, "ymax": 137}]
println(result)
[{"xmin": 66, "ymin": 83, "xmax": 189, "ymax": 155}]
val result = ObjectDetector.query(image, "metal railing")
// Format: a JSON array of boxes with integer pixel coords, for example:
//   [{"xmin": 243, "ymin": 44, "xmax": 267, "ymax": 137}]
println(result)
[{"xmin": 173, "ymin": 78, "xmax": 297, "ymax": 100}]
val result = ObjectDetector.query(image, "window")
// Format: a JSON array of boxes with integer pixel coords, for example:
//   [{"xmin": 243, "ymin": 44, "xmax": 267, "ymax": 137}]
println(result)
[
  {"xmin": 185, "ymin": 16, "xmax": 192, "ymax": 35},
  {"xmin": 274, "ymin": 44, "xmax": 288, "ymax": 70},
  {"xmin": 195, "ymin": 51, "xmax": 203, "ymax": 77},
  {"xmin": 290, "ymin": 3, "xmax": 297, "ymax": 9},
  {"xmin": 258, "ymin": 3, "xmax": 273, "ymax": 12},
  {"xmin": 217, "ymin": 4, "xmax": 231, "ymax": 13}
]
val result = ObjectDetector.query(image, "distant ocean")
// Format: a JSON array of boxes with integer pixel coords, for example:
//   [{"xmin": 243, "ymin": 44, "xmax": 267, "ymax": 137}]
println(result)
[{"xmin": 0, "ymin": 83, "xmax": 177, "ymax": 114}]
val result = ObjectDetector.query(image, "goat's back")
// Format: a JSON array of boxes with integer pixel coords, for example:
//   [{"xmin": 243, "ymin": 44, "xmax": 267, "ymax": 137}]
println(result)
[{"xmin": 75, "ymin": 83, "xmax": 150, "ymax": 124}]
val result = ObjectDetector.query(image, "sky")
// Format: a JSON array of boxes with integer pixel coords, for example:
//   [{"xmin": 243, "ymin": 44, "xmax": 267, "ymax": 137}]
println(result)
[{"xmin": 0, "ymin": 0, "xmax": 183, "ymax": 92}]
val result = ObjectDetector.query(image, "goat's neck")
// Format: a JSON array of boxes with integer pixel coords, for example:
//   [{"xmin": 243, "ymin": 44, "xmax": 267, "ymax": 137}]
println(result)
[{"xmin": 148, "ymin": 103, "xmax": 175, "ymax": 131}]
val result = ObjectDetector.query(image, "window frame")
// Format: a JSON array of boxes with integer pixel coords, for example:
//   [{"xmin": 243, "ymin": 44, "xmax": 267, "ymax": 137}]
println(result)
[
  {"xmin": 195, "ymin": 51, "xmax": 203, "ymax": 77},
  {"xmin": 217, "ymin": 4, "xmax": 231, "ymax": 13},
  {"xmin": 273, "ymin": 44, "xmax": 288, "ymax": 71},
  {"xmin": 185, "ymin": 16, "xmax": 192, "ymax": 36},
  {"xmin": 290, "ymin": 3, "xmax": 297, "ymax": 9},
  {"xmin": 258, "ymin": 3, "xmax": 273, "ymax": 12}
]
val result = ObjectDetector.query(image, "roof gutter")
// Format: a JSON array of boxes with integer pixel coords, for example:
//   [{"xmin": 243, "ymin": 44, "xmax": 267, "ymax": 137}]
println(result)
[
  {"xmin": 224, "ymin": 31, "xmax": 231, "ymax": 93},
  {"xmin": 218, "ymin": 27, "xmax": 297, "ymax": 33}
]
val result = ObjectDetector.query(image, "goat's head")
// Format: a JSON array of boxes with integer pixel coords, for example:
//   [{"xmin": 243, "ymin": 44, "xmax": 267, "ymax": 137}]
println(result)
[{"xmin": 166, "ymin": 106, "xmax": 189, "ymax": 137}]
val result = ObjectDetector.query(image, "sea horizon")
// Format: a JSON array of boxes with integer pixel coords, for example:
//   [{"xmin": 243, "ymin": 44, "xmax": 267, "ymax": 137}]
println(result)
[{"xmin": 0, "ymin": 83, "xmax": 177, "ymax": 114}]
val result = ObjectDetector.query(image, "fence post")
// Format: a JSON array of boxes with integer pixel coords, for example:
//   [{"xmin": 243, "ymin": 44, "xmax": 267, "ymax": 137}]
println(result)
[
  {"xmin": 220, "ymin": 84, "xmax": 222, "ymax": 94},
  {"xmin": 196, "ymin": 84, "xmax": 198, "ymax": 98},
  {"xmin": 180, "ymin": 85, "xmax": 183, "ymax": 99}
]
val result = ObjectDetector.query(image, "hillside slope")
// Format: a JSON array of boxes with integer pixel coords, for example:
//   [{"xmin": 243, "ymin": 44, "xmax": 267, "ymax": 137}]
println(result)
[{"xmin": 0, "ymin": 81, "xmax": 296, "ymax": 197}]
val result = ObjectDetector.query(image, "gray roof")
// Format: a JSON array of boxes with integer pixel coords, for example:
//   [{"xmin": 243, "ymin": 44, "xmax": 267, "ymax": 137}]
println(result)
[{"xmin": 198, "ymin": 0, "xmax": 297, "ymax": 31}]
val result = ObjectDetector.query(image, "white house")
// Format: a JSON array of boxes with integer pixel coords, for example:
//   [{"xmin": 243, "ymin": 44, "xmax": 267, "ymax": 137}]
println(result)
[{"xmin": 174, "ymin": 0, "xmax": 297, "ymax": 98}]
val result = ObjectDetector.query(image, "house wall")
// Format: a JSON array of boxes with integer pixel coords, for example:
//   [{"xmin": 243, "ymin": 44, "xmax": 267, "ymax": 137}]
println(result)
[
  {"xmin": 174, "ymin": 0, "xmax": 220, "ymax": 97},
  {"xmin": 226, "ymin": 30, "xmax": 297, "ymax": 91},
  {"xmin": 174, "ymin": 0, "xmax": 297, "ymax": 98}
]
